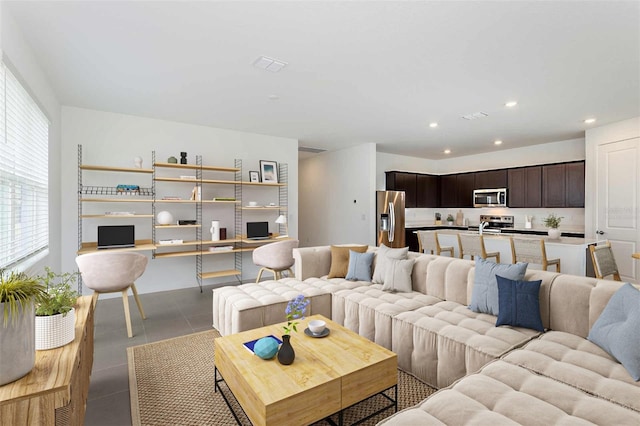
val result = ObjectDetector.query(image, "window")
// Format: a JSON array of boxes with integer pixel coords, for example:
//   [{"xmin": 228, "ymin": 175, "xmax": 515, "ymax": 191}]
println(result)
[{"xmin": 0, "ymin": 61, "xmax": 49, "ymax": 268}]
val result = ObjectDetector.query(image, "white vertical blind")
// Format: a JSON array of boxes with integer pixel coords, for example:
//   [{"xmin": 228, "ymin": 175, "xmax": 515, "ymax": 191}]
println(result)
[{"xmin": 0, "ymin": 62, "xmax": 49, "ymax": 268}]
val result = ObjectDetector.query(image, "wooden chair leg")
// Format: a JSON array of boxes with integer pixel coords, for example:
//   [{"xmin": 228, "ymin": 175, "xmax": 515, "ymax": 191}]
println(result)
[
  {"xmin": 496, "ymin": 254, "xmax": 501, "ymax": 263},
  {"xmin": 131, "ymin": 283, "xmax": 146, "ymax": 320},
  {"xmin": 556, "ymin": 261, "xmax": 561, "ymax": 273},
  {"xmin": 255, "ymin": 268, "xmax": 265, "ymax": 283},
  {"xmin": 122, "ymin": 290, "xmax": 133, "ymax": 338}
]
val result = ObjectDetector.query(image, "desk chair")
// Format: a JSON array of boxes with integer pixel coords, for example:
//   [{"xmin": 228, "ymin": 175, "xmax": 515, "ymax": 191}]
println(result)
[
  {"xmin": 75, "ymin": 251, "xmax": 148, "ymax": 338},
  {"xmin": 253, "ymin": 239, "xmax": 299, "ymax": 283},
  {"xmin": 457, "ymin": 233, "xmax": 500, "ymax": 263},
  {"xmin": 510, "ymin": 237, "xmax": 560, "ymax": 272},
  {"xmin": 416, "ymin": 231, "xmax": 454, "ymax": 256},
  {"xmin": 590, "ymin": 241, "xmax": 621, "ymax": 280}
]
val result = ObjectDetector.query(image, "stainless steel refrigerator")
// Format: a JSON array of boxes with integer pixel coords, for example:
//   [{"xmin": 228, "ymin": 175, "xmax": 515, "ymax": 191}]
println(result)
[{"xmin": 376, "ymin": 190, "xmax": 406, "ymax": 248}]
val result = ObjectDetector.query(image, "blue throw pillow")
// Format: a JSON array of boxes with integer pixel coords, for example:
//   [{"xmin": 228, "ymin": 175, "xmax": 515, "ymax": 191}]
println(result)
[
  {"xmin": 345, "ymin": 250, "xmax": 374, "ymax": 282},
  {"xmin": 495, "ymin": 275, "xmax": 544, "ymax": 332},
  {"xmin": 588, "ymin": 283, "xmax": 640, "ymax": 381},
  {"xmin": 469, "ymin": 258, "xmax": 528, "ymax": 316}
]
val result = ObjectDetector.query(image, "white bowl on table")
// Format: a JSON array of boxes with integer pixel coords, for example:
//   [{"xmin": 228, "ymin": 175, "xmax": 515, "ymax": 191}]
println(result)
[{"xmin": 308, "ymin": 320, "xmax": 326, "ymax": 335}]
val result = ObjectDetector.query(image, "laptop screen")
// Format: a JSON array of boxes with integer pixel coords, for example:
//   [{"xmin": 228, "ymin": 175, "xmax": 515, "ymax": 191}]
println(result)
[
  {"xmin": 246, "ymin": 222, "xmax": 269, "ymax": 239},
  {"xmin": 97, "ymin": 225, "xmax": 135, "ymax": 249}
]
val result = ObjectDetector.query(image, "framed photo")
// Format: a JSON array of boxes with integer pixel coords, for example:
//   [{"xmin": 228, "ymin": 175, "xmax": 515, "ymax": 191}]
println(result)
[
  {"xmin": 259, "ymin": 160, "xmax": 278, "ymax": 184},
  {"xmin": 249, "ymin": 170, "xmax": 260, "ymax": 183}
]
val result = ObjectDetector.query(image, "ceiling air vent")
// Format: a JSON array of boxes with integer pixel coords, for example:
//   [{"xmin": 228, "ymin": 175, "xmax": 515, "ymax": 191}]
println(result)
[
  {"xmin": 461, "ymin": 112, "xmax": 489, "ymax": 120},
  {"xmin": 298, "ymin": 147, "xmax": 326, "ymax": 153},
  {"xmin": 252, "ymin": 56, "xmax": 288, "ymax": 72}
]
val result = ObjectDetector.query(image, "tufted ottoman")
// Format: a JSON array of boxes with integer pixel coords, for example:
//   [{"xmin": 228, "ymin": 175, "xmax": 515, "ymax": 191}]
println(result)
[{"xmin": 212, "ymin": 278, "xmax": 332, "ymax": 336}]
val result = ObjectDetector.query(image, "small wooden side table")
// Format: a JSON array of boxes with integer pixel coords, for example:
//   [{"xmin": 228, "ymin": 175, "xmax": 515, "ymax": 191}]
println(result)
[{"xmin": 0, "ymin": 296, "xmax": 95, "ymax": 426}]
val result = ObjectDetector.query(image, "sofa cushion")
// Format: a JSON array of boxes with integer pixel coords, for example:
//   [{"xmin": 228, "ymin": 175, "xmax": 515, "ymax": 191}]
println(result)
[
  {"xmin": 495, "ymin": 275, "xmax": 544, "ymax": 332},
  {"xmin": 327, "ymin": 245, "xmax": 367, "ymax": 278},
  {"xmin": 382, "ymin": 258, "xmax": 415, "ymax": 293},
  {"xmin": 372, "ymin": 244, "xmax": 409, "ymax": 284},
  {"xmin": 588, "ymin": 283, "xmax": 640, "ymax": 381},
  {"xmin": 469, "ymin": 258, "xmax": 527, "ymax": 316},
  {"xmin": 345, "ymin": 250, "xmax": 374, "ymax": 282}
]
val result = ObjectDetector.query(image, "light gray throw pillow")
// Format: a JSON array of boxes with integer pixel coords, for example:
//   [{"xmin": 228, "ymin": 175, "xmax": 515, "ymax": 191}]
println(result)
[
  {"xmin": 588, "ymin": 283, "xmax": 640, "ymax": 381},
  {"xmin": 382, "ymin": 258, "xmax": 415, "ymax": 293},
  {"xmin": 469, "ymin": 258, "xmax": 528, "ymax": 316},
  {"xmin": 372, "ymin": 244, "xmax": 409, "ymax": 284},
  {"xmin": 345, "ymin": 250, "xmax": 375, "ymax": 282}
]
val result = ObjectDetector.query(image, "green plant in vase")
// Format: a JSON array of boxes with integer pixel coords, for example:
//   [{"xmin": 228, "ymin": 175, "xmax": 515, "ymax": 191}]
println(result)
[
  {"xmin": 543, "ymin": 213, "xmax": 563, "ymax": 239},
  {"xmin": 279, "ymin": 294, "xmax": 309, "ymax": 365}
]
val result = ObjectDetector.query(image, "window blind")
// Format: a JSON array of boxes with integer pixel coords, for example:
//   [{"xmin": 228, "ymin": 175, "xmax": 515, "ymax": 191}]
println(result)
[{"xmin": 0, "ymin": 61, "xmax": 49, "ymax": 268}]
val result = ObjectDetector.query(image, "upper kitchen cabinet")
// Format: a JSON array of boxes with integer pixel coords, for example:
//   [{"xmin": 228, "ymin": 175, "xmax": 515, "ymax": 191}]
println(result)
[
  {"xmin": 416, "ymin": 174, "xmax": 439, "ymax": 208},
  {"xmin": 440, "ymin": 173, "xmax": 475, "ymax": 207},
  {"xmin": 508, "ymin": 166, "xmax": 542, "ymax": 208},
  {"xmin": 386, "ymin": 171, "xmax": 417, "ymax": 208},
  {"xmin": 475, "ymin": 169, "xmax": 507, "ymax": 189},
  {"xmin": 542, "ymin": 161, "xmax": 585, "ymax": 207}
]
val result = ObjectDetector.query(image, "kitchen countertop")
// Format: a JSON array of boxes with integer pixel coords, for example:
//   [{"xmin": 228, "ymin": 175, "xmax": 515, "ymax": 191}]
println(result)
[
  {"xmin": 430, "ymin": 229, "xmax": 600, "ymax": 246},
  {"xmin": 406, "ymin": 223, "xmax": 585, "ymax": 238}
]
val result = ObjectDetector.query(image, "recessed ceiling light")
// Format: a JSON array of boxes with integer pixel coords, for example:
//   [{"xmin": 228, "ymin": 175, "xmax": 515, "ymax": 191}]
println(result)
[
  {"xmin": 505, "ymin": 101, "xmax": 518, "ymax": 108},
  {"xmin": 444, "ymin": 149, "xmax": 451, "ymax": 154},
  {"xmin": 584, "ymin": 118, "xmax": 596, "ymax": 124},
  {"xmin": 268, "ymin": 94, "xmax": 279, "ymax": 100},
  {"xmin": 494, "ymin": 140, "xmax": 503, "ymax": 145},
  {"xmin": 429, "ymin": 122, "xmax": 438, "ymax": 128},
  {"xmin": 252, "ymin": 56, "xmax": 288, "ymax": 72}
]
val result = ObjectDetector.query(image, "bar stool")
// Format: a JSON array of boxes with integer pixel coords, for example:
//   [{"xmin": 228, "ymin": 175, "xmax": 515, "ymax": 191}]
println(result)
[
  {"xmin": 510, "ymin": 237, "xmax": 560, "ymax": 272},
  {"xmin": 416, "ymin": 231, "xmax": 454, "ymax": 256},
  {"xmin": 589, "ymin": 241, "xmax": 620, "ymax": 280},
  {"xmin": 457, "ymin": 233, "xmax": 500, "ymax": 263}
]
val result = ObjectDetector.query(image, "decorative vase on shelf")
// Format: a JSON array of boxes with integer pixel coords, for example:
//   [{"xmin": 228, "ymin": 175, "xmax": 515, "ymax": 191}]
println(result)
[
  {"xmin": 210, "ymin": 220, "xmax": 220, "ymax": 241},
  {"xmin": 157, "ymin": 211, "xmax": 174, "ymax": 226},
  {"xmin": 277, "ymin": 334, "xmax": 295, "ymax": 365},
  {"xmin": 548, "ymin": 229, "xmax": 561, "ymax": 239}
]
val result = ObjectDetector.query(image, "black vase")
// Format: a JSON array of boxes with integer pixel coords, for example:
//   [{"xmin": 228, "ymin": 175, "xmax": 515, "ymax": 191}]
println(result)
[{"xmin": 277, "ymin": 334, "xmax": 295, "ymax": 365}]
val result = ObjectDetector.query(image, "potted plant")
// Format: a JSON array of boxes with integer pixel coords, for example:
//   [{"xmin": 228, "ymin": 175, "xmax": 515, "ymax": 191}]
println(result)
[
  {"xmin": 34, "ymin": 267, "xmax": 80, "ymax": 350},
  {"xmin": 0, "ymin": 269, "xmax": 47, "ymax": 385},
  {"xmin": 543, "ymin": 213, "xmax": 563, "ymax": 239},
  {"xmin": 446, "ymin": 214, "xmax": 455, "ymax": 225}
]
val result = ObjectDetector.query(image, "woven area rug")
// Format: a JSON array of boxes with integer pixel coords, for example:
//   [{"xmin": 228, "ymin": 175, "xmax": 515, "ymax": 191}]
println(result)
[{"xmin": 128, "ymin": 329, "xmax": 436, "ymax": 425}]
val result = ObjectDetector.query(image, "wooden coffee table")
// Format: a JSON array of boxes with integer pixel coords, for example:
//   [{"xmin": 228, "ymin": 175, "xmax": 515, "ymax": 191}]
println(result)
[{"xmin": 214, "ymin": 314, "xmax": 398, "ymax": 426}]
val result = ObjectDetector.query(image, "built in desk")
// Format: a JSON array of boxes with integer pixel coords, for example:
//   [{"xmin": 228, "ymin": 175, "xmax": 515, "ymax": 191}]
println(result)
[{"xmin": 0, "ymin": 296, "xmax": 95, "ymax": 426}]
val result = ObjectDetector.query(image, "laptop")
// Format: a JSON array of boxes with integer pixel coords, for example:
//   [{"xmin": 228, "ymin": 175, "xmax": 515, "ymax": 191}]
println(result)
[
  {"xmin": 246, "ymin": 222, "xmax": 270, "ymax": 240},
  {"xmin": 97, "ymin": 225, "xmax": 135, "ymax": 249}
]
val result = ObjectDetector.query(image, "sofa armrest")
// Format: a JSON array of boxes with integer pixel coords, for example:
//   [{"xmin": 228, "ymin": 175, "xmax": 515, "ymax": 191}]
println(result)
[{"xmin": 293, "ymin": 246, "xmax": 332, "ymax": 280}]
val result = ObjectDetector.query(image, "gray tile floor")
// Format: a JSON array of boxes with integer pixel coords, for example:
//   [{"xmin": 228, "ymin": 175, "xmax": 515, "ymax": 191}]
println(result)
[{"xmin": 84, "ymin": 284, "xmax": 219, "ymax": 426}]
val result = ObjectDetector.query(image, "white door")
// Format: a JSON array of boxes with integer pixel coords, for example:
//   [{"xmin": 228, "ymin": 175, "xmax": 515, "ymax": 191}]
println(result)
[{"xmin": 596, "ymin": 137, "xmax": 640, "ymax": 282}]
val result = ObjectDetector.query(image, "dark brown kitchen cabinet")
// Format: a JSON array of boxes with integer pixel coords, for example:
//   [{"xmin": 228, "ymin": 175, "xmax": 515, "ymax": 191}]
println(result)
[
  {"xmin": 475, "ymin": 169, "xmax": 507, "ymax": 189},
  {"xmin": 508, "ymin": 166, "xmax": 542, "ymax": 208},
  {"xmin": 416, "ymin": 174, "xmax": 439, "ymax": 207},
  {"xmin": 456, "ymin": 173, "xmax": 475, "ymax": 207},
  {"xmin": 565, "ymin": 162, "xmax": 585, "ymax": 207},
  {"xmin": 542, "ymin": 161, "xmax": 585, "ymax": 207},
  {"xmin": 386, "ymin": 171, "xmax": 417, "ymax": 208},
  {"xmin": 439, "ymin": 174, "xmax": 458, "ymax": 207}
]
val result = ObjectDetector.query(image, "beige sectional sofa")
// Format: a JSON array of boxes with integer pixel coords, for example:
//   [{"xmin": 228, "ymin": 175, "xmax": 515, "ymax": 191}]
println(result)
[{"xmin": 212, "ymin": 245, "xmax": 640, "ymax": 424}]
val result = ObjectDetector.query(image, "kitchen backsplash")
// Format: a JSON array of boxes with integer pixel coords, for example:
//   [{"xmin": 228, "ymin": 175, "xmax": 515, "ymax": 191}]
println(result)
[{"xmin": 406, "ymin": 207, "xmax": 585, "ymax": 231}]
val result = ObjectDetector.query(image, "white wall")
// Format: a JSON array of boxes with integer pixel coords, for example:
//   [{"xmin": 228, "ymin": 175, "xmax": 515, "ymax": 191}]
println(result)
[
  {"xmin": 299, "ymin": 143, "xmax": 376, "ymax": 247},
  {"xmin": 585, "ymin": 116, "xmax": 640, "ymax": 237},
  {"xmin": 61, "ymin": 107, "xmax": 298, "ymax": 295},
  {"xmin": 1, "ymin": 6, "xmax": 62, "ymax": 275},
  {"xmin": 375, "ymin": 152, "xmax": 439, "ymax": 190}
]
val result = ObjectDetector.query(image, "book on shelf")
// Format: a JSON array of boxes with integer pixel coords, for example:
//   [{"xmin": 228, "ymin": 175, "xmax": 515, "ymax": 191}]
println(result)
[
  {"xmin": 243, "ymin": 335, "xmax": 282, "ymax": 354},
  {"xmin": 179, "ymin": 175, "xmax": 196, "ymax": 180},
  {"xmin": 158, "ymin": 239, "xmax": 184, "ymax": 245},
  {"xmin": 208, "ymin": 245, "xmax": 234, "ymax": 252},
  {"xmin": 213, "ymin": 197, "xmax": 236, "ymax": 201},
  {"xmin": 162, "ymin": 196, "xmax": 182, "ymax": 200},
  {"xmin": 190, "ymin": 186, "xmax": 201, "ymax": 201}
]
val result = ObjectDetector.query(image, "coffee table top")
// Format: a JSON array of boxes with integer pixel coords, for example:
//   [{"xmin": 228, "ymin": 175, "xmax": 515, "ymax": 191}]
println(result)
[{"xmin": 214, "ymin": 314, "xmax": 397, "ymax": 426}]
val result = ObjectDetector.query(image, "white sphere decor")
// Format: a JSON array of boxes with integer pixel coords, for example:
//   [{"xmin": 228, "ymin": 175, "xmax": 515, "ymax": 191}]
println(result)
[{"xmin": 157, "ymin": 211, "xmax": 174, "ymax": 225}]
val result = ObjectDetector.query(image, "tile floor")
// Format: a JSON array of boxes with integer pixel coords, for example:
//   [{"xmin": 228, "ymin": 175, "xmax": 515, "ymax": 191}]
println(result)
[{"xmin": 84, "ymin": 283, "xmax": 219, "ymax": 426}]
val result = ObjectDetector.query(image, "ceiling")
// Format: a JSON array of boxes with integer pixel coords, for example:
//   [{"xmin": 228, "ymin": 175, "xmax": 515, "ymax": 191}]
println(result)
[{"xmin": 5, "ymin": 1, "xmax": 640, "ymax": 159}]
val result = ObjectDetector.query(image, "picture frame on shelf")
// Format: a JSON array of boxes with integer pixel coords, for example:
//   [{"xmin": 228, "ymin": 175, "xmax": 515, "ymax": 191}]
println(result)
[
  {"xmin": 259, "ymin": 160, "xmax": 278, "ymax": 184},
  {"xmin": 249, "ymin": 170, "xmax": 260, "ymax": 183}
]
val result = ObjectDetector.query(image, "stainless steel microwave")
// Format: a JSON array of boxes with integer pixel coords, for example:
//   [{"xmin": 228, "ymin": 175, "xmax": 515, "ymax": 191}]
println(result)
[{"xmin": 473, "ymin": 188, "xmax": 507, "ymax": 208}]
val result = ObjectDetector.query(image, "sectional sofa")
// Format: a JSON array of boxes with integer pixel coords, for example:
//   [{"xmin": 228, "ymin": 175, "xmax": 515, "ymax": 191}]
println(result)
[{"xmin": 212, "ymin": 245, "xmax": 640, "ymax": 424}]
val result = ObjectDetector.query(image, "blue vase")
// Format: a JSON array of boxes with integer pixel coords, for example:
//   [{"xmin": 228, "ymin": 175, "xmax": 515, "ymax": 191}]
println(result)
[{"xmin": 277, "ymin": 334, "xmax": 295, "ymax": 365}]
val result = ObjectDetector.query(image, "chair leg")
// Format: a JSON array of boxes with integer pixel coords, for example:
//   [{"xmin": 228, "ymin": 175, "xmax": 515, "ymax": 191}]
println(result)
[
  {"xmin": 274, "ymin": 270, "xmax": 281, "ymax": 280},
  {"xmin": 122, "ymin": 290, "xmax": 133, "ymax": 338},
  {"xmin": 256, "ymin": 267, "xmax": 266, "ymax": 283},
  {"xmin": 556, "ymin": 261, "xmax": 561, "ymax": 273},
  {"xmin": 495, "ymin": 254, "xmax": 501, "ymax": 263},
  {"xmin": 286, "ymin": 268, "xmax": 293, "ymax": 278},
  {"xmin": 131, "ymin": 283, "xmax": 146, "ymax": 320}
]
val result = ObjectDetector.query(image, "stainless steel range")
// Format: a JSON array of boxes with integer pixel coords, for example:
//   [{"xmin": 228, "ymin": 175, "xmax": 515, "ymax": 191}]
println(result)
[{"xmin": 468, "ymin": 215, "xmax": 514, "ymax": 234}]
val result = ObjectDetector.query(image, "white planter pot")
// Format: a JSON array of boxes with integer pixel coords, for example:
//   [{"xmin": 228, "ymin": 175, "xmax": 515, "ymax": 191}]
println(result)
[
  {"xmin": 35, "ymin": 308, "xmax": 75, "ymax": 350},
  {"xmin": 547, "ymin": 228, "xmax": 561, "ymax": 239},
  {"xmin": 0, "ymin": 302, "xmax": 35, "ymax": 385}
]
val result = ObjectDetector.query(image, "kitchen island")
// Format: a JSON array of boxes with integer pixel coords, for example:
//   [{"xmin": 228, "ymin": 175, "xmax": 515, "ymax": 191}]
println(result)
[{"xmin": 413, "ymin": 229, "xmax": 601, "ymax": 277}]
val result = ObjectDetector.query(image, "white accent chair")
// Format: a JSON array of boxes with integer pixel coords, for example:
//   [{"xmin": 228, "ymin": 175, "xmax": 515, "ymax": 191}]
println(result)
[
  {"xmin": 75, "ymin": 251, "xmax": 148, "ymax": 338},
  {"xmin": 252, "ymin": 239, "xmax": 299, "ymax": 283}
]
